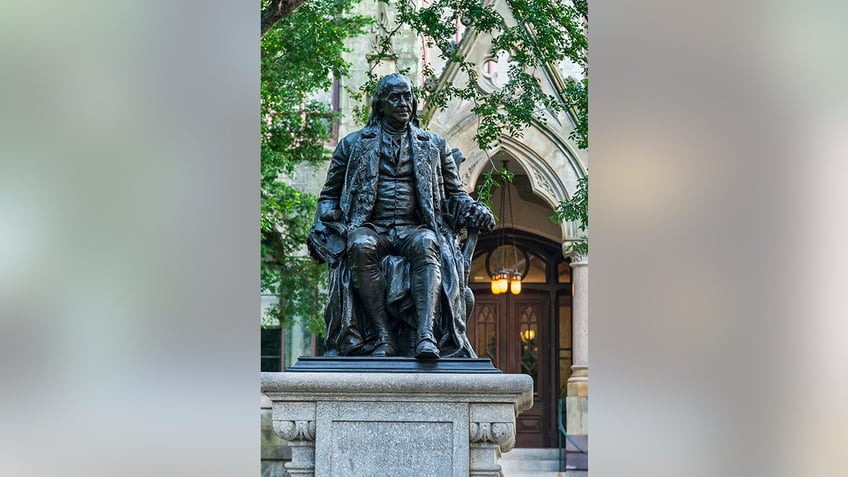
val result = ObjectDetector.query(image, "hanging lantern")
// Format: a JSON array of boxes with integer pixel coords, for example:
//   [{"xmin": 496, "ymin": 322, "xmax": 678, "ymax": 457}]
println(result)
[
  {"xmin": 490, "ymin": 160, "xmax": 523, "ymax": 295},
  {"xmin": 498, "ymin": 274, "xmax": 509, "ymax": 294},
  {"xmin": 509, "ymin": 273, "xmax": 522, "ymax": 295},
  {"xmin": 490, "ymin": 273, "xmax": 502, "ymax": 294},
  {"xmin": 490, "ymin": 272, "xmax": 508, "ymax": 294}
]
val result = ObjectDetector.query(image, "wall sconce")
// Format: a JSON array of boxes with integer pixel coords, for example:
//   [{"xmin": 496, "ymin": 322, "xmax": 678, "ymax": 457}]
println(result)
[{"xmin": 520, "ymin": 327, "xmax": 537, "ymax": 342}]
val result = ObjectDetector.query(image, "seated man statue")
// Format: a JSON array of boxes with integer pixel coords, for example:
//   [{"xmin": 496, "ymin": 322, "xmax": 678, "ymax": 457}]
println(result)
[{"xmin": 307, "ymin": 73, "xmax": 494, "ymax": 360}]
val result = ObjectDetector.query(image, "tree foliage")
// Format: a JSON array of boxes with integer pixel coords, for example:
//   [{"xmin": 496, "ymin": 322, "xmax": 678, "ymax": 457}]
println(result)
[
  {"xmin": 551, "ymin": 175, "xmax": 588, "ymax": 256},
  {"xmin": 261, "ymin": 0, "xmax": 370, "ymax": 331},
  {"xmin": 362, "ymin": 0, "xmax": 587, "ymax": 208}
]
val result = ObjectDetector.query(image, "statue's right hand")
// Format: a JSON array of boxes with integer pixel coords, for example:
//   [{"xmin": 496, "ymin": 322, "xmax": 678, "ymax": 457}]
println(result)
[
  {"xmin": 307, "ymin": 226, "xmax": 327, "ymax": 264},
  {"xmin": 307, "ymin": 220, "xmax": 347, "ymax": 267}
]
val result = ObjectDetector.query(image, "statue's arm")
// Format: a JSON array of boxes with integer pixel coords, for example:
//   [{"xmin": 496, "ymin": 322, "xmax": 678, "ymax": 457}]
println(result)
[
  {"xmin": 308, "ymin": 137, "xmax": 352, "ymax": 265},
  {"xmin": 315, "ymin": 135, "xmax": 352, "ymax": 222}
]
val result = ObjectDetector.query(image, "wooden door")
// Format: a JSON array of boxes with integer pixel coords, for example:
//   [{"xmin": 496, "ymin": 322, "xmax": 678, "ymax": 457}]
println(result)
[{"xmin": 468, "ymin": 289, "xmax": 553, "ymax": 447}]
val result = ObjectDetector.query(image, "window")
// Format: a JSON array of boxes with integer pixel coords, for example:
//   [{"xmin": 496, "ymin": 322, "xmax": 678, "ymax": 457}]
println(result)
[{"xmin": 261, "ymin": 328, "xmax": 283, "ymax": 372}]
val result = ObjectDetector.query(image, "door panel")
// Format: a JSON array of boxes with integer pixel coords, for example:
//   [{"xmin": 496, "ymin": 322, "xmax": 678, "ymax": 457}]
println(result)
[{"xmin": 511, "ymin": 291, "xmax": 549, "ymax": 447}]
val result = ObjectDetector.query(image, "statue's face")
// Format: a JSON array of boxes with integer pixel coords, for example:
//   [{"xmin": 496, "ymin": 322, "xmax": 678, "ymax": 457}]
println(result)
[{"xmin": 379, "ymin": 78, "xmax": 413, "ymax": 128}]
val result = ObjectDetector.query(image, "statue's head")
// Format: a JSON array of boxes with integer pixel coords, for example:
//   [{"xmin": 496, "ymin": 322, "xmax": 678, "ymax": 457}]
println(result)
[{"xmin": 367, "ymin": 73, "xmax": 419, "ymax": 128}]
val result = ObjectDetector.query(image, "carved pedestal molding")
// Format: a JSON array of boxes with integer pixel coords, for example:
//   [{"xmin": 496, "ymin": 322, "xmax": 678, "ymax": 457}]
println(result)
[
  {"xmin": 468, "ymin": 400, "xmax": 518, "ymax": 476},
  {"xmin": 469, "ymin": 421, "xmax": 514, "ymax": 447},
  {"xmin": 469, "ymin": 421, "xmax": 515, "ymax": 477},
  {"xmin": 261, "ymin": 372, "xmax": 532, "ymax": 477},
  {"xmin": 270, "ymin": 403, "xmax": 317, "ymax": 477}
]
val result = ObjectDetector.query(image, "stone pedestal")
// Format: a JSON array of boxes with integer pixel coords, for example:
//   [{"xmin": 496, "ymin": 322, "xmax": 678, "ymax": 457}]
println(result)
[
  {"xmin": 565, "ymin": 365, "xmax": 588, "ymax": 435},
  {"xmin": 261, "ymin": 371, "xmax": 533, "ymax": 477}
]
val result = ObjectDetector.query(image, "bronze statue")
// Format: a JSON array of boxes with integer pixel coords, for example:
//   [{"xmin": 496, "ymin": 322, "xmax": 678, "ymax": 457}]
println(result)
[{"xmin": 308, "ymin": 73, "xmax": 494, "ymax": 359}]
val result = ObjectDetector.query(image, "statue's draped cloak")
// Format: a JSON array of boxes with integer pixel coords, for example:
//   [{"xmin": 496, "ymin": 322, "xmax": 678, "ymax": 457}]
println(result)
[{"xmin": 316, "ymin": 124, "xmax": 477, "ymax": 357}]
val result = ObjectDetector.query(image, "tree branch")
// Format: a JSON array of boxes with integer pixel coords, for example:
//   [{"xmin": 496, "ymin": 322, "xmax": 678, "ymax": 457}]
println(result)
[{"xmin": 261, "ymin": 0, "xmax": 309, "ymax": 37}]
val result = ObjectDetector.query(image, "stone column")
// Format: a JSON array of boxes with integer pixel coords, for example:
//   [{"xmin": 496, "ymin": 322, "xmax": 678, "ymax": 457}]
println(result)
[{"xmin": 566, "ymin": 245, "xmax": 589, "ymax": 435}]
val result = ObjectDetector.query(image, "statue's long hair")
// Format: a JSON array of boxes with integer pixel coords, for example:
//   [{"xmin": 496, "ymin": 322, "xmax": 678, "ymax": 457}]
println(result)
[{"xmin": 366, "ymin": 73, "xmax": 420, "ymax": 128}]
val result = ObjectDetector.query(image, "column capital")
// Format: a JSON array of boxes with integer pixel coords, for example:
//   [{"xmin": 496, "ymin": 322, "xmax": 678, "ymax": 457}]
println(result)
[{"xmin": 562, "ymin": 238, "xmax": 588, "ymax": 264}]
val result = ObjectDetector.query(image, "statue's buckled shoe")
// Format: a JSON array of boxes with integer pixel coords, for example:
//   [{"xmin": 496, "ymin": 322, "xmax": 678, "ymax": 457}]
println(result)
[
  {"xmin": 372, "ymin": 340, "xmax": 397, "ymax": 357},
  {"xmin": 414, "ymin": 336, "xmax": 440, "ymax": 360}
]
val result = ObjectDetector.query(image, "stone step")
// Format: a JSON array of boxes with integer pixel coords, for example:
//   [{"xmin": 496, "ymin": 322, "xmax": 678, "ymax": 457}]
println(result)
[
  {"xmin": 500, "ymin": 460, "xmax": 563, "ymax": 473},
  {"xmin": 500, "ymin": 447, "xmax": 564, "ymax": 460},
  {"xmin": 501, "ymin": 473, "xmax": 585, "ymax": 477},
  {"xmin": 499, "ymin": 447, "xmax": 581, "ymax": 475},
  {"xmin": 501, "ymin": 472, "xmax": 566, "ymax": 477}
]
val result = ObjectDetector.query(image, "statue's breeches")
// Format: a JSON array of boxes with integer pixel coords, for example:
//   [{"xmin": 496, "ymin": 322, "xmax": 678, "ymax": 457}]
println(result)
[{"xmin": 348, "ymin": 225, "xmax": 441, "ymax": 320}]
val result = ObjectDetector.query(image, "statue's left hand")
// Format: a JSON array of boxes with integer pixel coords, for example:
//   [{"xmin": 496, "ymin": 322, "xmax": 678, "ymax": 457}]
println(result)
[{"xmin": 466, "ymin": 203, "xmax": 495, "ymax": 233}]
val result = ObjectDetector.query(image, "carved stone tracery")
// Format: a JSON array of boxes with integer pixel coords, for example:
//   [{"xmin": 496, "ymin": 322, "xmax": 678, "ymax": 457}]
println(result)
[{"xmin": 531, "ymin": 165, "xmax": 556, "ymax": 199}]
